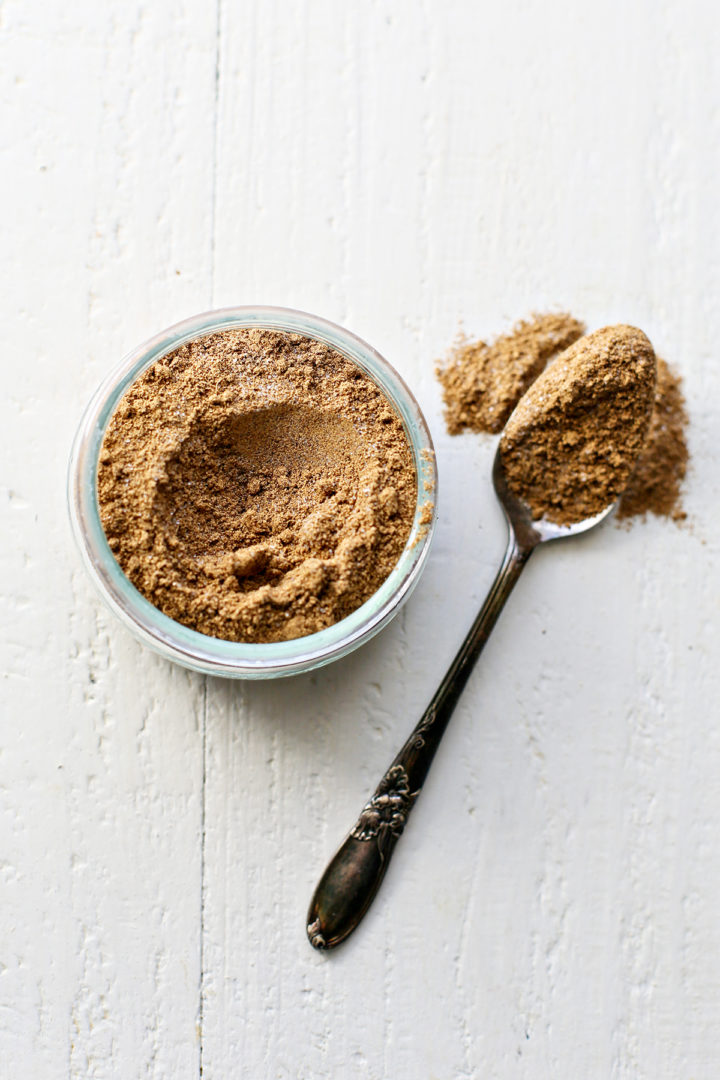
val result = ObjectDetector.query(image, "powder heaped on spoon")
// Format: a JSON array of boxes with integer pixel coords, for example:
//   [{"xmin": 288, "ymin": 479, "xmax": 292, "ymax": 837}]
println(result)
[{"xmin": 499, "ymin": 325, "xmax": 657, "ymax": 525}]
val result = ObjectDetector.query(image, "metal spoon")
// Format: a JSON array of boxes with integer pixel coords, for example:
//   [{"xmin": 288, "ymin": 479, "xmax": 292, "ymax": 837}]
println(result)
[{"xmin": 306, "ymin": 444, "xmax": 615, "ymax": 950}]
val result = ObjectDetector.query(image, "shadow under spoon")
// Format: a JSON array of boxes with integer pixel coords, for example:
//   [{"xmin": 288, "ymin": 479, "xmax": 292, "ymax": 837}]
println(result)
[{"xmin": 306, "ymin": 445, "xmax": 616, "ymax": 951}]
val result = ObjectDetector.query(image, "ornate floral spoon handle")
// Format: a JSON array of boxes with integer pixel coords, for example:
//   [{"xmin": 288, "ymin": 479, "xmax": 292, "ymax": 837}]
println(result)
[{"xmin": 306, "ymin": 536, "xmax": 533, "ymax": 950}]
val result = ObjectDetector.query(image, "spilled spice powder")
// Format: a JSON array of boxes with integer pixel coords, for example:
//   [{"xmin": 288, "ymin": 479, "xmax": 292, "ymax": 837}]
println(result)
[
  {"xmin": 499, "ymin": 326, "xmax": 657, "ymax": 525},
  {"xmin": 98, "ymin": 329, "xmax": 417, "ymax": 643},
  {"xmin": 436, "ymin": 312, "xmax": 586, "ymax": 434},
  {"xmin": 617, "ymin": 357, "xmax": 689, "ymax": 522}
]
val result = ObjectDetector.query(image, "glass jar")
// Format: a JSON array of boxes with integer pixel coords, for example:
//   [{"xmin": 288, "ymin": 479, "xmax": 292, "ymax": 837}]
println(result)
[{"xmin": 68, "ymin": 306, "xmax": 437, "ymax": 678}]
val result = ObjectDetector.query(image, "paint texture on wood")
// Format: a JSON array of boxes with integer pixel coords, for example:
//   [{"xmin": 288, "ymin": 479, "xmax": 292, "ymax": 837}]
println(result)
[{"xmin": 2, "ymin": 0, "xmax": 719, "ymax": 1077}]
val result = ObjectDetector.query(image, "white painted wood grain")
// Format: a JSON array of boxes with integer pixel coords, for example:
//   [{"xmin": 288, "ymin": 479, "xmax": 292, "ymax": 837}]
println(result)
[
  {"xmin": 1, "ymin": 1, "xmax": 217, "ymax": 1075},
  {"xmin": 3, "ymin": 0, "xmax": 720, "ymax": 1077}
]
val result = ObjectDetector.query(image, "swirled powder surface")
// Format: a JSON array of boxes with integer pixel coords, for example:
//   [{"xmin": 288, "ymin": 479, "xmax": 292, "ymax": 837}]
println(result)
[{"xmin": 98, "ymin": 329, "xmax": 417, "ymax": 642}]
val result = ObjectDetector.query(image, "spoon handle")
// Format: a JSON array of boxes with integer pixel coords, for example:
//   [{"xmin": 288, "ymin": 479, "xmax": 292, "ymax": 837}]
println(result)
[{"xmin": 307, "ymin": 534, "xmax": 533, "ymax": 950}]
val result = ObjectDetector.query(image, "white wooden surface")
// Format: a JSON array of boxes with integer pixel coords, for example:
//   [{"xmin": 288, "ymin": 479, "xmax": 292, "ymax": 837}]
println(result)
[{"xmin": 3, "ymin": 1, "xmax": 720, "ymax": 1076}]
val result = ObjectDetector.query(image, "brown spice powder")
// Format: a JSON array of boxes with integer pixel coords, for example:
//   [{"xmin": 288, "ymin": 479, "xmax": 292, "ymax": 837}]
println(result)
[
  {"xmin": 436, "ymin": 312, "xmax": 586, "ymax": 435},
  {"xmin": 499, "ymin": 326, "xmax": 657, "ymax": 525},
  {"xmin": 617, "ymin": 357, "xmax": 689, "ymax": 522},
  {"xmin": 98, "ymin": 329, "xmax": 417, "ymax": 643},
  {"xmin": 437, "ymin": 311, "xmax": 690, "ymax": 526}
]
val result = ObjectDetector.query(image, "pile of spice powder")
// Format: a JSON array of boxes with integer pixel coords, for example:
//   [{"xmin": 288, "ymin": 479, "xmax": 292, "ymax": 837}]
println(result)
[
  {"xmin": 616, "ymin": 357, "xmax": 689, "ymax": 522},
  {"xmin": 98, "ymin": 329, "xmax": 418, "ymax": 643},
  {"xmin": 499, "ymin": 326, "xmax": 657, "ymax": 525},
  {"xmin": 436, "ymin": 312, "xmax": 586, "ymax": 434},
  {"xmin": 437, "ymin": 311, "xmax": 689, "ymax": 524}
]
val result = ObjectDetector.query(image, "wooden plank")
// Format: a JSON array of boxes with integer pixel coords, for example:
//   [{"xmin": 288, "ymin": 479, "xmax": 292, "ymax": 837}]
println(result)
[{"xmin": 1, "ymin": 1, "xmax": 217, "ymax": 1075}]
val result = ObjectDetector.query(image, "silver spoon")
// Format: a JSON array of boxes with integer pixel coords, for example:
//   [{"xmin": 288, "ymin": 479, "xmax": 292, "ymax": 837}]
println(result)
[{"xmin": 307, "ymin": 444, "xmax": 615, "ymax": 950}]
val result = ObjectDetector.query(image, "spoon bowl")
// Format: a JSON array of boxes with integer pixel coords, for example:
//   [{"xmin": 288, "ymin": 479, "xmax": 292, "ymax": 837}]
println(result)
[{"xmin": 492, "ymin": 446, "xmax": 617, "ymax": 550}]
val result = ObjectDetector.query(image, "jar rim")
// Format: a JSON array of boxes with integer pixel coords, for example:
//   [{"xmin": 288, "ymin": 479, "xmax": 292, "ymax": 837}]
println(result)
[{"xmin": 68, "ymin": 305, "xmax": 438, "ymax": 678}]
